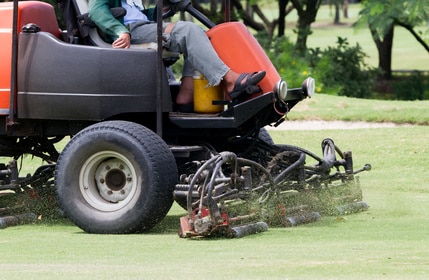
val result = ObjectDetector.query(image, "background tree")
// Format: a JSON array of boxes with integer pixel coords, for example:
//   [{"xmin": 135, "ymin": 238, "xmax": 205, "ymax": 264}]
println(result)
[
  {"xmin": 357, "ymin": 0, "xmax": 429, "ymax": 79},
  {"xmin": 326, "ymin": 0, "xmax": 348, "ymax": 24},
  {"xmin": 342, "ymin": 0, "xmax": 348, "ymax": 19},
  {"xmin": 290, "ymin": 0, "xmax": 322, "ymax": 53},
  {"xmin": 191, "ymin": 0, "xmax": 278, "ymax": 36},
  {"xmin": 328, "ymin": 0, "xmax": 342, "ymax": 24},
  {"xmin": 277, "ymin": 0, "xmax": 295, "ymax": 37},
  {"xmin": 189, "ymin": 0, "xmax": 326, "ymax": 53},
  {"xmin": 191, "ymin": 0, "xmax": 323, "ymax": 50}
]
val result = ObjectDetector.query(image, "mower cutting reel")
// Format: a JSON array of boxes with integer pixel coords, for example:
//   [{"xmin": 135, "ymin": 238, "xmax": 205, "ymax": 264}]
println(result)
[
  {"xmin": 176, "ymin": 151, "xmax": 272, "ymax": 238},
  {"xmin": 175, "ymin": 138, "xmax": 370, "ymax": 238}
]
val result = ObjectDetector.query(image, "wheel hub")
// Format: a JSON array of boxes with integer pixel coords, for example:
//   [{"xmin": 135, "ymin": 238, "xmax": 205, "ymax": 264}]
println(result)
[
  {"xmin": 105, "ymin": 169, "xmax": 126, "ymax": 191},
  {"xmin": 79, "ymin": 151, "xmax": 138, "ymax": 211},
  {"xmin": 96, "ymin": 159, "xmax": 133, "ymax": 203}
]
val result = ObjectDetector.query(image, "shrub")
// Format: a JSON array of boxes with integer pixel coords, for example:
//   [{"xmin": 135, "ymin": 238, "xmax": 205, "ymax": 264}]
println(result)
[
  {"xmin": 392, "ymin": 71, "xmax": 428, "ymax": 100},
  {"xmin": 260, "ymin": 34, "xmax": 378, "ymax": 98},
  {"xmin": 257, "ymin": 33, "xmax": 320, "ymax": 91},
  {"xmin": 308, "ymin": 37, "xmax": 377, "ymax": 98}
]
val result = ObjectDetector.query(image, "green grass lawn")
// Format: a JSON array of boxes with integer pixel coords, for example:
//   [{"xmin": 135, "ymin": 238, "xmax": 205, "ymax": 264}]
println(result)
[
  {"xmin": 0, "ymin": 3, "xmax": 428, "ymax": 278},
  {"xmin": 1, "ymin": 125, "xmax": 428, "ymax": 279},
  {"xmin": 1, "ymin": 94, "xmax": 428, "ymax": 279},
  {"xmin": 288, "ymin": 93, "xmax": 429, "ymax": 125}
]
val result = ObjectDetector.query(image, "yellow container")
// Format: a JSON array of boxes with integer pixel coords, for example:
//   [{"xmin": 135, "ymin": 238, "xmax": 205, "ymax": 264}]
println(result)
[{"xmin": 193, "ymin": 74, "xmax": 224, "ymax": 114}]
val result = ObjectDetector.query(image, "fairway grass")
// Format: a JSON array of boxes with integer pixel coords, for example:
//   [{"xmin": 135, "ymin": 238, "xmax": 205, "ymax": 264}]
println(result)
[
  {"xmin": 288, "ymin": 93, "xmax": 429, "ymax": 125},
  {"xmin": 1, "ymin": 126, "xmax": 428, "ymax": 279}
]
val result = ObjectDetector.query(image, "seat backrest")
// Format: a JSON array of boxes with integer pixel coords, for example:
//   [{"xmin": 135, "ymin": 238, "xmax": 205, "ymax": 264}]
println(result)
[
  {"xmin": 8, "ymin": 1, "xmax": 62, "ymax": 38},
  {"xmin": 59, "ymin": 0, "xmax": 179, "ymax": 66},
  {"xmin": 58, "ymin": 0, "xmax": 79, "ymax": 43},
  {"xmin": 0, "ymin": 1, "xmax": 62, "ymax": 115},
  {"xmin": 60, "ymin": 0, "xmax": 163, "ymax": 49},
  {"xmin": 60, "ymin": 0, "xmax": 112, "ymax": 46}
]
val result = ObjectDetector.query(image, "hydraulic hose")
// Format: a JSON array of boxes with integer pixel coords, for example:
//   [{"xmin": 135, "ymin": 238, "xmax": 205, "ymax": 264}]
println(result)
[{"xmin": 273, "ymin": 152, "xmax": 306, "ymax": 185}]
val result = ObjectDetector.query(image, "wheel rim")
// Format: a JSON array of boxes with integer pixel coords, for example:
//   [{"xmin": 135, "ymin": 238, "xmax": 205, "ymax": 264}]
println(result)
[{"xmin": 79, "ymin": 151, "xmax": 140, "ymax": 212}]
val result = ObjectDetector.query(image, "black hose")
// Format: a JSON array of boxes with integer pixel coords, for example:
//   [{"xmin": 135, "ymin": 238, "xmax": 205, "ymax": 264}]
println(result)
[
  {"xmin": 277, "ymin": 144, "xmax": 323, "ymax": 163},
  {"xmin": 273, "ymin": 152, "xmax": 306, "ymax": 184},
  {"xmin": 205, "ymin": 156, "xmax": 229, "ymax": 223},
  {"xmin": 186, "ymin": 155, "xmax": 219, "ymax": 214}
]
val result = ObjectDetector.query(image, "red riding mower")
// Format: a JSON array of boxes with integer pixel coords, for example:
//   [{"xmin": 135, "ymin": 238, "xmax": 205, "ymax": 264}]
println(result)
[{"xmin": 0, "ymin": 0, "xmax": 370, "ymax": 236}]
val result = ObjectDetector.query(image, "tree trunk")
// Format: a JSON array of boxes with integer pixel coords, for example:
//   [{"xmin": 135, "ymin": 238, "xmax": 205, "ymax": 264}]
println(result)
[
  {"xmin": 291, "ymin": 0, "xmax": 321, "ymax": 53},
  {"xmin": 252, "ymin": 4, "xmax": 276, "ymax": 36},
  {"xmin": 343, "ymin": 0, "xmax": 348, "ymax": 18},
  {"xmin": 230, "ymin": 0, "xmax": 265, "ymax": 31},
  {"xmin": 295, "ymin": 19, "xmax": 311, "ymax": 52},
  {"xmin": 370, "ymin": 23, "xmax": 394, "ymax": 79},
  {"xmin": 278, "ymin": 0, "xmax": 288, "ymax": 37},
  {"xmin": 334, "ymin": 3, "xmax": 340, "ymax": 24}
]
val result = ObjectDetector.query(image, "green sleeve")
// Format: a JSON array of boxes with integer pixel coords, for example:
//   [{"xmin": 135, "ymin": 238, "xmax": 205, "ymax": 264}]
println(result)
[
  {"xmin": 88, "ymin": 0, "xmax": 129, "ymax": 42},
  {"xmin": 144, "ymin": 7, "xmax": 156, "ymax": 22}
]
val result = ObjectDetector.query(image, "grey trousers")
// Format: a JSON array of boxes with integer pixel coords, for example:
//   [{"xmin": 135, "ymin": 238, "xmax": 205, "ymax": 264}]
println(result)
[{"xmin": 128, "ymin": 20, "xmax": 229, "ymax": 86}]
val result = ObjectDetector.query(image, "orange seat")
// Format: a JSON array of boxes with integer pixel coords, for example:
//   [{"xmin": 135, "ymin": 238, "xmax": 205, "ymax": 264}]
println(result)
[
  {"xmin": 0, "ymin": 1, "xmax": 61, "ymax": 115},
  {"xmin": 18, "ymin": 1, "xmax": 61, "ymax": 37}
]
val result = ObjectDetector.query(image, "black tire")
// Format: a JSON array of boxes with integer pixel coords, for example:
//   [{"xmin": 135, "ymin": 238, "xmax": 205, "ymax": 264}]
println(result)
[{"xmin": 55, "ymin": 121, "xmax": 178, "ymax": 234}]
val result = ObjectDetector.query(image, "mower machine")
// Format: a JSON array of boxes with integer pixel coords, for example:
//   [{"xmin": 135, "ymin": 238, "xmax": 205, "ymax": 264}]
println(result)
[{"xmin": 0, "ymin": 0, "xmax": 370, "ymax": 236}]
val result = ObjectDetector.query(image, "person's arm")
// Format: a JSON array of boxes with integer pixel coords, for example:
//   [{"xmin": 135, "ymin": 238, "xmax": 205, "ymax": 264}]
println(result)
[
  {"xmin": 88, "ymin": 0, "xmax": 129, "ymax": 42},
  {"xmin": 112, "ymin": 33, "xmax": 131, "ymax": 48}
]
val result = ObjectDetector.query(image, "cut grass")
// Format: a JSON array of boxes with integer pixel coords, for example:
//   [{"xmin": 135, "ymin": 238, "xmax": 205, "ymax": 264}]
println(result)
[{"xmin": 1, "ymin": 126, "xmax": 428, "ymax": 279}]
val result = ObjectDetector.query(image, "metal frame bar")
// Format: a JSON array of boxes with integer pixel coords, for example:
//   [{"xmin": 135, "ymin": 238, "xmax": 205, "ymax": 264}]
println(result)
[{"xmin": 8, "ymin": 0, "xmax": 19, "ymax": 128}]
